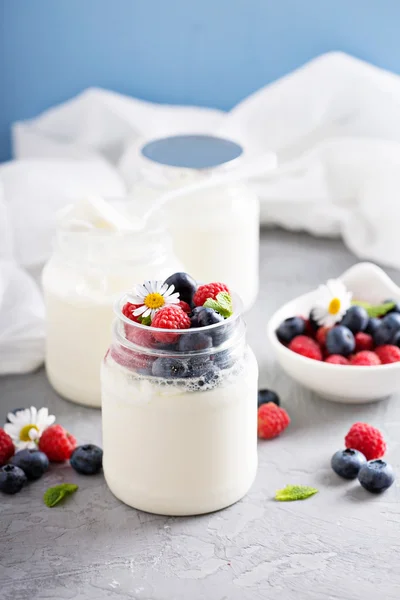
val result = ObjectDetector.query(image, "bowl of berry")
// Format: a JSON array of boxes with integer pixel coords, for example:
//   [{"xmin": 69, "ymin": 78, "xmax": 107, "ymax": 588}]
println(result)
[{"xmin": 267, "ymin": 262, "xmax": 400, "ymax": 403}]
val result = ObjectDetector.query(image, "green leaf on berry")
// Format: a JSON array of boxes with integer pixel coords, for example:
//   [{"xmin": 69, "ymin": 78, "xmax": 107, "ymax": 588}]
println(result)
[
  {"xmin": 139, "ymin": 315, "xmax": 152, "ymax": 326},
  {"xmin": 43, "ymin": 483, "xmax": 78, "ymax": 508},
  {"xmin": 351, "ymin": 300, "xmax": 395, "ymax": 318},
  {"xmin": 275, "ymin": 484, "xmax": 318, "ymax": 502},
  {"xmin": 204, "ymin": 292, "xmax": 233, "ymax": 318}
]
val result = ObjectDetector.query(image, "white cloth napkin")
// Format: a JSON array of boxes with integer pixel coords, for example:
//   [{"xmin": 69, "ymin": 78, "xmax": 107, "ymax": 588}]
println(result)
[{"xmin": 3, "ymin": 50, "xmax": 400, "ymax": 373}]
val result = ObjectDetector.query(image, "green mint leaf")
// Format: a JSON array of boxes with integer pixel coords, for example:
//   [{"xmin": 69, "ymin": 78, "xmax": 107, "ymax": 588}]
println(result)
[
  {"xmin": 139, "ymin": 315, "xmax": 152, "ymax": 326},
  {"xmin": 352, "ymin": 300, "xmax": 395, "ymax": 318},
  {"xmin": 203, "ymin": 293, "xmax": 233, "ymax": 318},
  {"xmin": 43, "ymin": 484, "xmax": 78, "ymax": 508},
  {"xmin": 275, "ymin": 484, "xmax": 318, "ymax": 502},
  {"xmin": 204, "ymin": 298, "xmax": 221, "ymax": 312}
]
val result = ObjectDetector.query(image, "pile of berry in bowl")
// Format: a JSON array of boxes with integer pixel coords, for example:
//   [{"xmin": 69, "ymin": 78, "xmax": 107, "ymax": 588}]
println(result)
[{"xmin": 267, "ymin": 262, "xmax": 400, "ymax": 403}]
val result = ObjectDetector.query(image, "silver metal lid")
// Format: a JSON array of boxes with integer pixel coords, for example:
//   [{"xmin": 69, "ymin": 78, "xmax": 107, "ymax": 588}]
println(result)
[{"xmin": 141, "ymin": 134, "xmax": 243, "ymax": 169}]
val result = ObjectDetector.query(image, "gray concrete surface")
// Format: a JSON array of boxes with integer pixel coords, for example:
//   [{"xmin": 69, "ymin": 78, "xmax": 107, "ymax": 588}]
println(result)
[{"xmin": 1, "ymin": 230, "xmax": 400, "ymax": 600}]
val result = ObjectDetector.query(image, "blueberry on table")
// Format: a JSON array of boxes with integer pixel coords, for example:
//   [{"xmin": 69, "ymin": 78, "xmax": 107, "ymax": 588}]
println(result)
[
  {"xmin": 373, "ymin": 313, "xmax": 400, "ymax": 346},
  {"xmin": 331, "ymin": 448, "xmax": 366, "ymax": 480},
  {"xmin": 276, "ymin": 317, "xmax": 305, "ymax": 344},
  {"xmin": 326, "ymin": 326, "xmax": 355, "ymax": 356},
  {"xmin": 0, "ymin": 465, "xmax": 27, "ymax": 494},
  {"xmin": 164, "ymin": 272, "xmax": 197, "ymax": 306},
  {"xmin": 11, "ymin": 448, "xmax": 49, "ymax": 481},
  {"xmin": 258, "ymin": 389, "xmax": 280, "ymax": 407},
  {"xmin": 365, "ymin": 317, "xmax": 381, "ymax": 336},
  {"xmin": 340, "ymin": 305, "xmax": 368, "ymax": 333},
  {"xmin": 152, "ymin": 357, "xmax": 188, "ymax": 378},
  {"xmin": 358, "ymin": 460, "xmax": 395, "ymax": 493},
  {"xmin": 70, "ymin": 444, "xmax": 103, "ymax": 475}
]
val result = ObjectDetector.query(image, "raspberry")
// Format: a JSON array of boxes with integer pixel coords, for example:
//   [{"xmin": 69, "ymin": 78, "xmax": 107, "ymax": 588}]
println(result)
[
  {"xmin": 316, "ymin": 326, "xmax": 332, "ymax": 347},
  {"xmin": 354, "ymin": 332, "xmax": 374, "ymax": 352},
  {"xmin": 303, "ymin": 319, "xmax": 315, "ymax": 337},
  {"xmin": 124, "ymin": 323, "xmax": 155, "ymax": 348},
  {"xmin": 375, "ymin": 345, "xmax": 400, "ymax": 364},
  {"xmin": 151, "ymin": 305, "xmax": 191, "ymax": 343},
  {"xmin": 193, "ymin": 282, "xmax": 230, "ymax": 307},
  {"xmin": 325, "ymin": 355, "xmax": 350, "ymax": 365},
  {"xmin": 288, "ymin": 335, "xmax": 322, "ymax": 361},
  {"xmin": 178, "ymin": 300, "xmax": 191, "ymax": 314},
  {"xmin": 39, "ymin": 425, "xmax": 77, "ymax": 462},
  {"xmin": 122, "ymin": 302, "xmax": 141, "ymax": 323},
  {"xmin": 110, "ymin": 344, "xmax": 153, "ymax": 372},
  {"xmin": 0, "ymin": 429, "xmax": 14, "ymax": 466},
  {"xmin": 258, "ymin": 402, "xmax": 290, "ymax": 439},
  {"xmin": 350, "ymin": 351, "xmax": 381, "ymax": 366},
  {"xmin": 345, "ymin": 422, "xmax": 386, "ymax": 460}
]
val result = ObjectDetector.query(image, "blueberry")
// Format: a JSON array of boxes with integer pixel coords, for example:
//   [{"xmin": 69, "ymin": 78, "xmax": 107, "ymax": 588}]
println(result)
[
  {"xmin": 164, "ymin": 272, "xmax": 197, "ymax": 306},
  {"xmin": 6, "ymin": 407, "xmax": 26, "ymax": 423},
  {"xmin": 0, "ymin": 465, "xmax": 27, "ymax": 494},
  {"xmin": 70, "ymin": 444, "xmax": 103, "ymax": 475},
  {"xmin": 392, "ymin": 330, "xmax": 400, "ymax": 348},
  {"xmin": 373, "ymin": 313, "xmax": 400, "ymax": 346},
  {"xmin": 309, "ymin": 308, "xmax": 320, "ymax": 331},
  {"xmin": 383, "ymin": 299, "xmax": 400, "ymax": 314},
  {"xmin": 10, "ymin": 449, "xmax": 49, "ymax": 481},
  {"xmin": 212, "ymin": 349, "xmax": 236, "ymax": 370},
  {"xmin": 340, "ymin": 306, "xmax": 368, "ymax": 333},
  {"xmin": 189, "ymin": 306, "xmax": 204, "ymax": 327},
  {"xmin": 276, "ymin": 317, "xmax": 305, "ymax": 344},
  {"xmin": 193, "ymin": 365, "xmax": 221, "ymax": 389},
  {"xmin": 358, "ymin": 459, "xmax": 395, "ymax": 493},
  {"xmin": 365, "ymin": 317, "xmax": 381, "ymax": 336},
  {"xmin": 152, "ymin": 357, "xmax": 188, "ymax": 378},
  {"xmin": 187, "ymin": 355, "xmax": 211, "ymax": 377},
  {"xmin": 258, "ymin": 389, "xmax": 280, "ymax": 407},
  {"xmin": 326, "ymin": 326, "xmax": 355, "ymax": 356},
  {"xmin": 331, "ymin": 448, "xmax": 366, "ymax": 480},
  {"xmin": 195, "ymin": 307, "xmax": 227, "ymax": 346},
  {"xmin": 178, "ymin": 332, "xmax": 213, "ymax": 353}
]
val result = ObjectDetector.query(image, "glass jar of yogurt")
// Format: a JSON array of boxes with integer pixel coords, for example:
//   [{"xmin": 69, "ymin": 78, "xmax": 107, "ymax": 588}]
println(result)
[
  {"xmin": 128, "ymin": 135, "xmax": 261, "ymax": 311},
  {"xmin": 101, "ymin": 291, "xmax": 258, "ymax": 516},
  {"xmin": 42, "ymin": 225, "xmax": 183, "ymax": 408}
]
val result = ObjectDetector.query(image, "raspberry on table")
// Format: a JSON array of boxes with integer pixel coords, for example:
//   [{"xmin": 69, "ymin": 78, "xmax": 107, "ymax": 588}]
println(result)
[
  {"xmin": 193, "ymin": 283, "xmax": 230, "ymax": 307},
  {"xmin": 375, "ymin": 345, "xmax": 400, "ymax": 364},
  {"xmin": 350, "ymin": 351, "xmax": 381, "ymax": 366},
  {"xmin": 39, "ymin": 425, "xmax": 77, "ymax": 462},
  {"xmin": 151, "ymin": 305, "xmax": 191, "ymax": 343},
  {"xmin": 122, "ymin": 302, "xmax": 141, "ymax": 323},
  {"xmin": 288, "ymin": 335, "xmax": 322, "ymax": 361},
  {"xmin": 325, "ymin": 355, "xmax": 350, "ymax": 365},
  {"xmin": 0, "ymin": 429, "xmax": 14, "ymax": 467},
  {"xmin": 345, "ymin": 422, "xmax": 386, "ymax": 461},
  {"xmin": 258, "ymin": 402, "xmax": 290, "ymax": 439},
  {"xmin": 354, "ymin": 332, "xmax": 374, "ymax": 352}
]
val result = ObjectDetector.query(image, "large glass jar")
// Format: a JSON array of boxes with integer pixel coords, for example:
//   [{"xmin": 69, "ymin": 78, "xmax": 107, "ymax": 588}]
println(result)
[
  {"xmin": 42, "ymin": 225, "xmax": 183, "ymax": 407},
  {"xmin": 101, "ymin": 292, "xmax": 258, "ymax": 516},
  {"xmin": 128, "ymin": 135, "xmax": 260, "ymax": 311}
]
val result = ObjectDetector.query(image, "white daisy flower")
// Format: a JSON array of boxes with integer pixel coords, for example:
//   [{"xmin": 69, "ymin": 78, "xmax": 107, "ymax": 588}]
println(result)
[
  {"xmin": 128, "ymin": 280, "xmax": 180, "ymax": 321},
  {"xmin": 313, "ymin": 279, "xmax": 352, "ymax": 327},
  {"xmin": 4, "ymin": 407, "xmax": 56, "ymax": 450}
]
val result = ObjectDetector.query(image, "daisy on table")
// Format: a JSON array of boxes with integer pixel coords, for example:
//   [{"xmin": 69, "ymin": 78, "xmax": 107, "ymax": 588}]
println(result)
[{"xmin": 4, "ymin": 407, "xmax": 55, "ymax": 450}]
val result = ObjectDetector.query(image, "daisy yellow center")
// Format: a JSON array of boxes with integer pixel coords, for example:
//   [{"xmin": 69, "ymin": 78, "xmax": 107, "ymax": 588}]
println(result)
[
  {"xmin": 328, "ymin": 297, "xmax": 341, "ymax": 315},
  {"xmin": 144, "ymin": 293, "xmax": 165, "ymax": 310},
  {"xmin": 19, "ymin": 424, "xmax": 39, "ymax": 442}
]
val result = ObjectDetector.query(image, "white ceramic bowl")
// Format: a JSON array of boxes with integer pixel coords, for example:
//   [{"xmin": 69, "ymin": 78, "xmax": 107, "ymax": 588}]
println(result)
[{"xmin": 267, "ymin": 262, "xmax": 400, "ymax": 404}]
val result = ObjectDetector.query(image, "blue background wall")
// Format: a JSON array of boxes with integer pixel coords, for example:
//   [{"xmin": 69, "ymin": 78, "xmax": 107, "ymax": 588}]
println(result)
[{"xmin": 1, "ymin": 0, "xmax": 400, "ymax": 161}]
